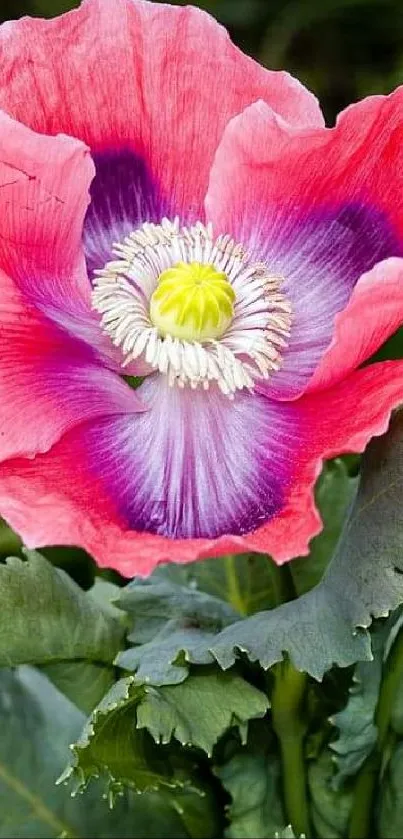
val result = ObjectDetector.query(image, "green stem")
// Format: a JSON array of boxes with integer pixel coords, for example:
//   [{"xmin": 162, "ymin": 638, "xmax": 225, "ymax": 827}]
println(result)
[
  {"xmin": 349, "ymin": 625, "xmax": 403, "ymax": 838},
  {"xmin": 268, "ymin": 560, "xmax": 297, "ymax": 607},
  {"xmin": 224, "ymin": 554, "xmax": 247, "ymax": 616},
  {"xmin": 348, "ymin": 750, "xmax": 379, "ymax": 839},
  {"xmin": 272, "ymin": 659, "xmax": 311, "ymax": 837},
  {"xmin": 268, "ymin": 564, "xmax": 310, "ymax": 836}
]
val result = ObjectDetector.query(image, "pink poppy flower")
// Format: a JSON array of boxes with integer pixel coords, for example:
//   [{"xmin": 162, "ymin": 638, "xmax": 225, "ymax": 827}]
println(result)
[{"xmin": 0, "ymin": 0, "xmax": 403, "ymax": 577}]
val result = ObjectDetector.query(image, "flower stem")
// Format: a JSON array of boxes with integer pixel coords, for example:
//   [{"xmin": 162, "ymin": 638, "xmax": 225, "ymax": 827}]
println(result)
[
  {"xmin": 224, "ymin": 554, "xmax": 247, "ymax": 616},
  {"xmin": 268, "ymin": 561, "xmax": 311, "ymax": 837},
  {"xmin": 268, "ymin": 560, "xmax": 297, "ymax": 607},
  {"xmin": 272, "ymin": 658, "xmax": 311, "ymax": 837},
  {"xmin": 348, "ymin": 623, "xmax": 403, "ymax": 838}
]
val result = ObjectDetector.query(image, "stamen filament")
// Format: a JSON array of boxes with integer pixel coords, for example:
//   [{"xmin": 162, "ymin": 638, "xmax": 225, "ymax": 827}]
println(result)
[{"xmin": 92, "ymin": 218, "xmax": 292, "ymax": 397}]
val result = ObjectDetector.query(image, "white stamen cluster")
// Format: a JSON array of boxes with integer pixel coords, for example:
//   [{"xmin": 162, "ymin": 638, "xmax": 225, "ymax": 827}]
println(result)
[{"xmin": 92, "ymin": 218, "xmax": 292, "ymax": 397}]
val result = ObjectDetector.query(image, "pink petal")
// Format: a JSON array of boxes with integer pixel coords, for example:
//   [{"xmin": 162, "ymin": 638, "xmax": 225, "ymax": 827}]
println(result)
[
  {"xmin": 0, "ymin": 268, "xmax": 145, "ymax": 463},
  {"xmin": 0, "ymin": 375, "xmax": 297, "ymax": 570},
  {"xmin": 247, "ymin": 362, "xmax": 403, "ymax": 562},
  {"xmin": 307, "ymin": 257, "xmax": 403, "ymax": 391},
  {"xmin": 1, "ymin": 363, "xmax": 402, "ymax": 575},
  {"xmin": 206, "ymin": 94, "xmax": 403, "ymax": 400},
  {"xmin": 0, "ymin": 0, "xmax": 323, "ymax": 219},
  {"xmin": 0, "ymin": 109, "xmax": 146, "ymax": 374},
  {"xmin": 0, "ymin": 109, "xmax": 93, "ymax": 307}
]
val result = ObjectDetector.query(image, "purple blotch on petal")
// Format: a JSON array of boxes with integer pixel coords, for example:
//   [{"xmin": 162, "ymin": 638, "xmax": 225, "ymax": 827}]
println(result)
[
  {"xmin": 250, "ymin": 200, "xmax": 403, "ymax": 399},
  {"xmin": 83, "ymin": 148, "xmax": 170, "ymax": 278},
  {"xmin": 76, "ymin": 378, "xmax": 295, "ymax": 540},
  {"xmin": 265, "ymin": 201, "xmax": 403, "ymax": 299}
]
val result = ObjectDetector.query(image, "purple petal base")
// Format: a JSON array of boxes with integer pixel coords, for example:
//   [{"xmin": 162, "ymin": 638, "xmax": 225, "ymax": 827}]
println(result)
[
  {"xmin": 83, "ymin": 148, "xmax": 170, "ymax": 278},
  {"xmin": 251, "ymin": 200, "xmax": 403, "ymax": 398},
  {"xmin": 73, "ymin": 375, "xmax": 299, "ymax": 539}
]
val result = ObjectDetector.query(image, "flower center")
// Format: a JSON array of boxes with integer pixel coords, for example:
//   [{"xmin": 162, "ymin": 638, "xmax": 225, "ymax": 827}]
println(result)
[
  {"xmin": 92, "ymin": 218, "xmax": 292, "ymax": 397},
  {"xmin": 149, "ymin": 261, "xmax": 235, "ymax": 342}
]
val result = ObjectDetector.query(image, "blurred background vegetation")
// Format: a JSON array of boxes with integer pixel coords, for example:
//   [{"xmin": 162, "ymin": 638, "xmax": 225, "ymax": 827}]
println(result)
[{"xmin": 2, "ymin": 0, "xmax": 403, "ymax": 123}]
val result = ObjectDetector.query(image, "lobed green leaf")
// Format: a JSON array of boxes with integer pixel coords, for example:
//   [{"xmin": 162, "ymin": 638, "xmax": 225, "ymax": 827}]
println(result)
[
  {"xmin": 66, "ymin": 667, "xmax": 268, "ymax": 799},
  {"xmin": 136, "ymin": 668, "xmax": 269, "ymax": 756},
  {"xmin": 0, "ymin": 666, "xmax": 204, "ymax": 838},
  {"xmin": 64, "ymin": 676, "xmax": 182, "ymax": 796},
  {"xmin": 0, "ymin": 551, "xmax": 125, "ymax": 668},
  {"xmin": 116, "ymin": 574, "xmax": 239, "ymax": 684},
  {"xmin": 210, "ymin": 412, "xmax": 403, "ymax": 679},
  {"xmin": 329, "ymin": 619, "xmax": 394, "ymax": 785}
]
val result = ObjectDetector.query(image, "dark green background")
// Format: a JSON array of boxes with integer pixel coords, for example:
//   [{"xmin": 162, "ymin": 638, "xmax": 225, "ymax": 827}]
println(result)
[{"xmin": 2, "ymin": 0, "xmax": 403, "ymax": 124}]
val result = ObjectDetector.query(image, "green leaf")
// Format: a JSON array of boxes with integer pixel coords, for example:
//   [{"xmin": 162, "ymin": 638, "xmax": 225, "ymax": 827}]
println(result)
[
  {"xmin": 66, "ymin": 669, "xmax": 268, "ymax": 800},
  {"xmin": 308, "ymin": 750, "xmax": 352, "ymax": 839},
  {"xmin": 64, "ymin": 676, "xmax": 193, "ymax": 796},
  {"xmin": 137, "ymin": 669, "xmax": 269, "ymax": 756},
  {"xmin": 0, "ymin": 666, "xmax": 203, "ymax": 838},
  {"xmin": 88, "ymin": 578, "xmax": 127, "ymax": 623},
  {"xmin": 291, "ymin": 459, "xmax": 358, "ymax": 596},
  {"xmin": 116, "ymin": 575, "xmax": 238, "ymax": 684},
  {"xmin": 156, "ymin": 787, "xmax": 222, "ymax": 839},
  {"xmin": 160, "ymin": 553, "xmax": 283, "ymax": 615},
  {"xmin": 0, "ymin": 518, "xmax": 22, "ymax": 557},
  {"xmin": 377, "ymin": 741, "xmax": 403, "ymax": 838},
  {"xmin": 215, "ymin": 752, "xmax": 286, "ymax": 838},
  {"xmin": 0, "ymin": 551, "xmax": 125, "ymax": 667},
  {"xmin": 329, "ymin": 620, "xmax": 392, "ymax": 785},
  {"xmin": 211, "ymin": 412, "xmax": 403, "ymax": 680},
  {"xmin": 117, "ymin": 620, "xmax": 218, "ymax": 685},
  {"xmin": 117, "ymin": 573, "xmax": 239, "ymax": 641},
  {"xmin": 40, "ymin": 661, "xmax": 115, "ymax": 715},
  {"xmin": 385, "ymin": 609, "xmax": 403, "ymax": 735}
]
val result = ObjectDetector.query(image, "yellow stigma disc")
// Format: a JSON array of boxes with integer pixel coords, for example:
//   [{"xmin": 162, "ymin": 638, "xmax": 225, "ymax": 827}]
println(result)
[{"xmin": 149, "ymin": 261, "xmax": 235, "ymax": 342}]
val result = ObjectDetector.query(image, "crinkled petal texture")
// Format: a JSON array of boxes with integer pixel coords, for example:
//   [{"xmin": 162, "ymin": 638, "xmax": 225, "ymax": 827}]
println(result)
[
  {"xmin": 1, "ymin": 105, "xmax": 152, "ymax": 373},
  {"xmin": 206, "ymin": 92, "xmax": 403, "ymax": 399},
  {"xmin": 1, "ymin": 363, "xmax": 403, "ymax": 575},
  {"xmin": 0, "ymin": 112, "xmax": 145, "ymax": 464},
  {"xmin": 0, "ymin": 108, "xmax": 129, "ymax": 371},
  {"xmin": 0, "ymin": 0, "xmax": 323, "ymax": 274}
]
